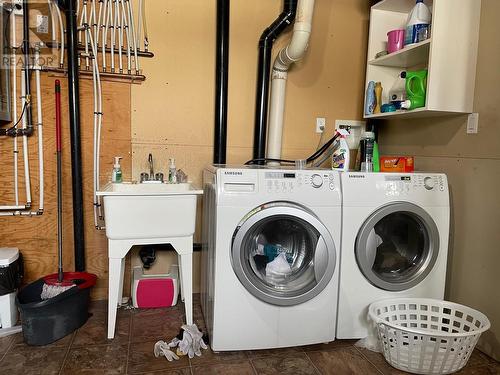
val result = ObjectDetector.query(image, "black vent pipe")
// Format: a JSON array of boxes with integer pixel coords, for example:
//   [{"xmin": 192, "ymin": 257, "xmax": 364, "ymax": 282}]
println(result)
[
  {"xmin": 59, "ymin": 0, "xmax": 86, "ymax": 272},
  {"xmin": 253, "ymin": 0, "xmax": 297, "ymax": 161},
  {"xmin": 213, "ymin": 0, "xmax": 230, "ymax": 164}
]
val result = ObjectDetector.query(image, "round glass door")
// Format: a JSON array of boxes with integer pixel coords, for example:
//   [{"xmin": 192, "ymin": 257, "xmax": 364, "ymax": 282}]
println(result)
[
  {"xmin": 355, "ymin": 202, "xmax": 439, "ymax": 291},
  {"xmin": 231, "ymin": 202, "xmax": 336, "ymax": 306}
]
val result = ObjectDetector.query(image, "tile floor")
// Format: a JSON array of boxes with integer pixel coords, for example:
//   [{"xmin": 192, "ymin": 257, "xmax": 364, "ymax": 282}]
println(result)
[{"xmin": 0, "ymin": 295, "xmax": 497, "ymax": 375}]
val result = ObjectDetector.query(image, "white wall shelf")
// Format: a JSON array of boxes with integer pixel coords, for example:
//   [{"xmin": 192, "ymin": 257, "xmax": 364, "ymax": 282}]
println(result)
[
  {"xmin": 368, "ymin": 39, "xmax": 431, "ymax": 68},
  {"xmin": 363, "ymin": 0, "xmax": 481, "ymax": 120}
]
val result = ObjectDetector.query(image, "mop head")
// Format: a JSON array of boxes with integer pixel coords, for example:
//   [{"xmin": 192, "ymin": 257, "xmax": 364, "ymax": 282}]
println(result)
[{"xmin": 41, "ymin": 282, "xmax": 76, "ymax": 300}]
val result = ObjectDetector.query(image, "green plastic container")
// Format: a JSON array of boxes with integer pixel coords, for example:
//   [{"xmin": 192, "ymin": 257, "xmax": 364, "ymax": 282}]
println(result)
[{"xmin": 404, "ymin": 69, "xmax": 428, "ymax": 110}]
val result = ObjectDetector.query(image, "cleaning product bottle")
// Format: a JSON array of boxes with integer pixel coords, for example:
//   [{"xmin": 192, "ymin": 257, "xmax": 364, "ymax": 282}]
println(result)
[
  {"xmin": 168, "ymin": 158, "xmax": 177, "ymax": 183},
  {"xmin": 373, "ymin": 140, "xmax": 380, "ymax": 172},
  {"xmin": 112, "ymin": 156, "xmax": 123, "ymax": 183},
  {"xmin": 361, "ymin": 131, "xmax": 375, "ymax": 172},
  {"xmin": 374, "ymin": 82, "xmax": 383, "ymax": 114},
  {"xmin": 389, "ymin": 71, "xmax": 407, "ymax": 109},
  {"xmin": 404, "ymin": 0, "xmax": 431, "ymax": 46},
  {"xmin": 331, "ymin": 129, "xmax": 350, "ymax": 172},
  {"xmin": 365, "ymin": 81, "xmax": 376, "ymax": 115},
  {"xmin": 401, "ymin": 69, "xmax": 428, "ymax": 110}
]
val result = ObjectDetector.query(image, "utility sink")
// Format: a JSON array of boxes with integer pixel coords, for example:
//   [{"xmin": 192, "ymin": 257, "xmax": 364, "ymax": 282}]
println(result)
[{"xmin": 97, "ymin": 182, "xmax": 203, "ymax": 240}]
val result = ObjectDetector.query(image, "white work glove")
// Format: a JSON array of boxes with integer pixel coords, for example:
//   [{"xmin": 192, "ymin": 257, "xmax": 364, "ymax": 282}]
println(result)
[
  {"xmin": 181, "ymin": 324, "xmax": 208, "ymax": 358},
  {"xmin": 154, "ymin": 340, "xmax": 179, "ymax": 362},
  {"xmin": 178, "ymin": 330, "xmax": 194, "ymax": 358}
]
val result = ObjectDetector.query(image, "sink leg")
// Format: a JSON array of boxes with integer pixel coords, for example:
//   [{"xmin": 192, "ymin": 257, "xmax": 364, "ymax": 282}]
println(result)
[
  {"xmin": 118, "ymin": 259, "xmax": 126, "ymax": 305},
  {"xmin": 108, "ymin": 257, "xmax": 124, "ymax": 339},
  {"xmin": 179, "ymin": 252, "xmax": 193, "ymax": 325},
  {"xmin": 178, "ymin": 254, "xmax": 184, "ymax": 302}
]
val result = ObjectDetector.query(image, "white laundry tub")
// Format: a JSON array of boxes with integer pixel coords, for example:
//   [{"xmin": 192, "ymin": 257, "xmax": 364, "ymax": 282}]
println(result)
[{"xmin": 97, "ymin": 182, "xmax": 203, "ymax": 240}]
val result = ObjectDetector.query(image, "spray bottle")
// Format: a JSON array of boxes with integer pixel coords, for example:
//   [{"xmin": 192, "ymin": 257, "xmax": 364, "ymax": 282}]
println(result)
[
  {"xmin": 112, "ymin": 157, "xmax": 123, "ymax": 183},
  {"xmin": 331, "ymin": 129, "xmax": 350, "ymax": 171},
  {"xmin": 168, "ymin": 158, "xmax": 177, "ymax": 184}
]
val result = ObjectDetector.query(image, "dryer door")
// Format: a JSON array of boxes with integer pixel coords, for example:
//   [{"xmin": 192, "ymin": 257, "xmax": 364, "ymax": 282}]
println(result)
[
  {"xmin": 231, "ymin": 202, "xmax": 337, "ymax": 306},
  {"xmin": 355, "ymin": 202, "xmax": 440, "ymax": 291}
]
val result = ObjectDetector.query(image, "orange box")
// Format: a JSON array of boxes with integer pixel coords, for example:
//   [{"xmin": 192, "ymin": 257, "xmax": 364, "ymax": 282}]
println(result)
[{"xmin": 380, "ymin": 156, "xmax": 414, "ymax": 173}]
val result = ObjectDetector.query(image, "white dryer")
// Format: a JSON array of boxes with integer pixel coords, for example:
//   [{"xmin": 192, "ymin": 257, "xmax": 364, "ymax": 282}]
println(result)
[
  {"xmin": 337, "ymin": 172, "xmax": 450, "ymax": 339},
  {"xmin": 201, "ymin": 166, "xmax": 341, "ymax": 351}
]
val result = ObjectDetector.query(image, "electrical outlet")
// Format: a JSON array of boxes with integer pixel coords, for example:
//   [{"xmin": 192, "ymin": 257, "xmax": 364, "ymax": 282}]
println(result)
[
  {"xmin": 335, "ymin": 120, "xmax": 366, "ymax": 131},
  {"xmin": 467, "ymin": 113, "xmax": 479, "ymax": 134},
  {"xmin": 316, "ymin": 118, "xmax": 326, "ymax": 133}
]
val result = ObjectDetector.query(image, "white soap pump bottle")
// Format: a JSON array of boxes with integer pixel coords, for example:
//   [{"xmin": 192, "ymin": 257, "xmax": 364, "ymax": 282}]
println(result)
[
  {"xmin": 168, "ymin": 158, "xmax": 177, "ymax": 184},
  {"xmin": 112, "ymin": 156, "xmax": 123, "ymax": 183}
]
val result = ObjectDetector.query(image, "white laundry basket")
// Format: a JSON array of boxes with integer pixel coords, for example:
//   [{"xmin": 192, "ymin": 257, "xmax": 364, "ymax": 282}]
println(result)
[{"xmin": 368, "ymin": 298, "xmax": 490, "ymax": 375}]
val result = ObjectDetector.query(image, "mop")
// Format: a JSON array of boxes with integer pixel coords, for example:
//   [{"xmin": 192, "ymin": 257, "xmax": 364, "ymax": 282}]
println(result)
[{"xmin": 40, "ymin": 80, "xmax": 77, "ymax": 300}]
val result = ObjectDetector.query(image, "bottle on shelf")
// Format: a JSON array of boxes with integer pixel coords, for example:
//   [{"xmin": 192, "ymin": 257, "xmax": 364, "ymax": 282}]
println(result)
[
  {"xmin": 374, "ymin": 82, "xmax": 383, "ymax": 114},
  {"xmin": 404, "ymin": 0, "xmax": 431, "ymax": 46},
  {"xmin": 389, "ymin": 71, "xmax": 407, "ymax": 109},
  {"xmin": 365, "ymin": 81, "xmax": 376, "ymax": 115},
  {"xmin": 401, "ymin": 69, "xmax": 428, "ymax": 110}
]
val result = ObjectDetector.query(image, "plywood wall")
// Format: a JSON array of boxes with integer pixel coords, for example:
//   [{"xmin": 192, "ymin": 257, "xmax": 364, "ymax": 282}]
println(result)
[
  {"xmin": 378, "ymin": 0, "xmax": 500, "ymax": 360},
  {"xmin": 0, "ymin": 74, "xmax": 132, "ymax": 301}
]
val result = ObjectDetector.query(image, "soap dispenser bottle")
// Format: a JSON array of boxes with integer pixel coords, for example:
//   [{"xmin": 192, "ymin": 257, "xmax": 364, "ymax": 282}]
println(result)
[
  {"xmin": 112, "ymin": 156, "xmax": 123, "ymax": 183},
  {"xmin": 168, "ymin": 158, "xmax": 177, "ymax": 183}
]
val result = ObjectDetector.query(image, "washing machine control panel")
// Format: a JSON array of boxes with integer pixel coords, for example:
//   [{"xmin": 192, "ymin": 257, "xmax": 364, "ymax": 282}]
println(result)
[{"xmin": 265, "ymin": 171, "xmax": 337, "ymax": 192}]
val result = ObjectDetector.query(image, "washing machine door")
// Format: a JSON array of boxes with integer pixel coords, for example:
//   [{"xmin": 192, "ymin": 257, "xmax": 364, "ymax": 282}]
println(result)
[
  {"xmin": 355, "ymin": 202, "xmax": 440, "ymax": 291},
  {"xmin": 231, "ymin": 202, "xmax": 336, "ymax": 306}
]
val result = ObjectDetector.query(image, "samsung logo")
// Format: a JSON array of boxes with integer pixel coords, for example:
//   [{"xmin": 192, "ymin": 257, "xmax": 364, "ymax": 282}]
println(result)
[
  {"xmin": 224, "ymin": 171, "xmax": 243, "ymax": 176},
  {"xmin": 348, "ymin": 175, "xmax": 365, "ymax": 179}
]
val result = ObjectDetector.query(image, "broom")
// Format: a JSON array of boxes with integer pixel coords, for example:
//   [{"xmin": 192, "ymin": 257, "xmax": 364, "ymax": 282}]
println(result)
[{"xmin": 41, "ymin": 80, "xmax": 77, "ymax": 300}]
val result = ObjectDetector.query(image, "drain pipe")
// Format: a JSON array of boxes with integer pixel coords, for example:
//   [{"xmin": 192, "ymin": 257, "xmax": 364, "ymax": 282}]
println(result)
[
  {"xmin": 253, "ymin": 0, "xmax": 297, "ymax": 161},
  {"xmin": 213, "ymin": 0, "xmax": 229, "ymax": 164},
  {"xmin": 60, "ymin": 0, "xmax": 86, "ymax": 272},
  {"xmin": 267, "ymin": 0, "xmax": 315, "ymax": 161}
]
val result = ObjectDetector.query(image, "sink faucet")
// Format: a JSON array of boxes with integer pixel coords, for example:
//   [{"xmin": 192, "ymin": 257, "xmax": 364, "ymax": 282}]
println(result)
[{"xmin": 148, "ymin": 153, "xmax": 154, "ymax": 180}]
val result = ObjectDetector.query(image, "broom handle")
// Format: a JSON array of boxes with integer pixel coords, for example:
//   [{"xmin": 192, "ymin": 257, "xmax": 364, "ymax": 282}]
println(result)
[{"xmin": 55, "ymin": 80, "xmax": 64, "ymax": 283}]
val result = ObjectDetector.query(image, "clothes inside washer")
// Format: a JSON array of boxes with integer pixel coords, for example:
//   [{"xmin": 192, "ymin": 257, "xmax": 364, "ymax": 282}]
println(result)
[{"xmin": 371, "ymin": 212, "xmax": 426, "ymax": 279}]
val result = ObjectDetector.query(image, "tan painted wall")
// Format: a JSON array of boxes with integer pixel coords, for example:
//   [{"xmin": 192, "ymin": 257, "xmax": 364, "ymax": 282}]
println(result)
[
  {"xmin": 130, "ymin": 0, "xmax": 370, "ymax": 292},
  {"xmin": 378, "ymin": 0, "xmax": 500, "ymax": 360}
]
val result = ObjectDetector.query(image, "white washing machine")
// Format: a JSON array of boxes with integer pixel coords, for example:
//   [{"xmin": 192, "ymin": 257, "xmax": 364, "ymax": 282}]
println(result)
[
  {"xmin": 337, "ymin": 172, "xmax": 450, "ymax": 339},
  {"xmin": 201, "ymin": 166, "xmax": 341, "ymax": 351}
]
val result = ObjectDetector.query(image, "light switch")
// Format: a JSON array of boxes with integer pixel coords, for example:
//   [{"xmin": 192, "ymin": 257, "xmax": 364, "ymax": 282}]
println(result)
[{"xmin": 467, "ymin": 113, "xmax": 479, "ymax": 134}]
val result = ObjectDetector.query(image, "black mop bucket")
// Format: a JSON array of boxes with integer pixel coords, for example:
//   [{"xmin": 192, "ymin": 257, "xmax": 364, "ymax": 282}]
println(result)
[{"xmin": 16, "ymin": 272, "xmax": 96, "ymax": 346}]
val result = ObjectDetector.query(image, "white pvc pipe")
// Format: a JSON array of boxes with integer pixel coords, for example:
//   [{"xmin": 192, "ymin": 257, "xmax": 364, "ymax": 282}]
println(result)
[
  {"xmin": 141, "ymin": 0, "xmax": 148, "ymax": 51},
  {"xmin": 34, "ymin": 48, "xmax": 44, "ymax": 213},
  {"xmin": 21, "ymin": 72, "xmax": 32, "ymax": 206},
  {"xmin": 116, "ymin": 0, "xmax": 123, "ymax": 72},
  {"xmin": 110, "ymin": 0, "xmax": 116, "ymax": 72},
  {"xmin": 120, "ymin": 0, "xmax": 131, "ymax": 73},
  {"xmin": 126, "ymin": 0, "xmax": 139, "ymax": 73},
  {"xmin": 48, "ymin": 0, "xmax": 56, "ymax": 42},
  {"xmin": 267, "ymin": 73, "xmax": 288, "ymax": 163},
  {"xmin": 136, "ymin": 0, "xmax": 142, "ymax": 49},
  {"xmin": 53, "ymin": 1, "xmax": 65, "ymax": 67},
  {"xmin": 12, "ymin": 9, "xmax": 19, "ymax": 206},
  {"xmin": 83, "ymin": 4, "xmax": 90, "ymax": 70},
  {"xmin": 266, "ymin": 0, "xmax": 315, "ymax": 161},
  {"xmin": 87, "ymin": 25, "xmax": 104, "ymax": 227},
  {"xmin": 102, "ymin": 0, "xmax": 110, "ymax": 71},
  {"xmin": 96, "ymin": 0, "xmax": 103, "ymax": 46}
]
